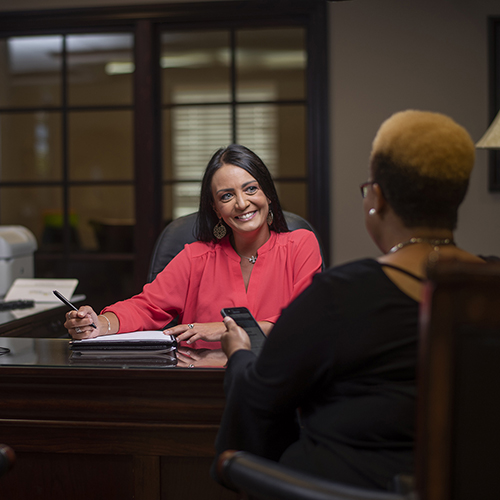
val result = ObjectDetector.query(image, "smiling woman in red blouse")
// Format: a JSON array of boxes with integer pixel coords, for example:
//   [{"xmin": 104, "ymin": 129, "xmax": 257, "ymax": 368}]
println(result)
[{"xmin": 64, "ymin": 144, "xmax": 323, "ymax": 348}]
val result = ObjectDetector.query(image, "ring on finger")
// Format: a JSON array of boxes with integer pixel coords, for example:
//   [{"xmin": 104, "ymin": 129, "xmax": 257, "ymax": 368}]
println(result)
[
  {"xmin": 75, "ymin": 327, "xmax": 82, "ymax": 334},
  {"xmin": 188, "ymin": 324, "xmax": 194, "ymax": 329}
]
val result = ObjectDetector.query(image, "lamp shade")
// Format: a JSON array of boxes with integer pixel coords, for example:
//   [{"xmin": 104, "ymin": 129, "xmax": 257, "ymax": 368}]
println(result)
[{"xmin": 476, "ymin": 109, "xmax": 500, "ymax": 149}]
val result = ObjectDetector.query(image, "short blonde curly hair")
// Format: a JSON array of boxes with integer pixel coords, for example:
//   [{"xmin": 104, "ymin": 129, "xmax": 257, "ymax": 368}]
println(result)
[
  {"xmin": 371, "ymin": 110, "xmax": 475, "ymax": 180},
  {"xmin": 370, "ymin": 110, "xmax": 475, "ymax": 229}
]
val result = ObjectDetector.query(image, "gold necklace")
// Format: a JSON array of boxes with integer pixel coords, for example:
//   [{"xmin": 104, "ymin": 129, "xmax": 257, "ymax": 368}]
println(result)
[{"xmin": 389, "ymin": 237, "xmax": 455, "ymax": 254}]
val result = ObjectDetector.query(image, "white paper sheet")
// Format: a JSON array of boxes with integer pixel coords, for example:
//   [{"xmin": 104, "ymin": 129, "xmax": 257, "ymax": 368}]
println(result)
[
  {"xmin": 76, "ymin": 331, "xmax": 176, "ymax": 343},
  {"xmin": 4, "ymin": 278, "xmax": 79, "ymax": 303}
]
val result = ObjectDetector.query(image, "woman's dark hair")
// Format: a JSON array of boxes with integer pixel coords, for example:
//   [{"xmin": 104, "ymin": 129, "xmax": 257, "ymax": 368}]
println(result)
[
  {"xmin": 196, "ymin": 144, "xmax": 289, "ymax": 242},
  {"xmin": 371, "ymin": 154, "xmax": 469, "ymax": 230}
]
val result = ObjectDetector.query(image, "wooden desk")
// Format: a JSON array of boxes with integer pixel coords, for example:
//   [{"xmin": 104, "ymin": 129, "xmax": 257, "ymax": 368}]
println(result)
[
  {"xmin": 0, "ymin": 303, "xmax": 70, "ymax": 338},
  {"xmin": 0, "ymin": 338, "xmax": 237, "ymax": 500}
]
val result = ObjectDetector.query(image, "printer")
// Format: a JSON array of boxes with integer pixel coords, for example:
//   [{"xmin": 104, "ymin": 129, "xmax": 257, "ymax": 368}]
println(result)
[{"xmin": 0, "ymin": 226, "xmax": 38, "ymax": 298}]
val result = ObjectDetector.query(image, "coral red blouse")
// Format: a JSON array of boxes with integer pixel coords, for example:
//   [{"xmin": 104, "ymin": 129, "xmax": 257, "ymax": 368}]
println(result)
[{"xmin": 102, "ymin": 229, "xmax": 322, "ymax": 347}]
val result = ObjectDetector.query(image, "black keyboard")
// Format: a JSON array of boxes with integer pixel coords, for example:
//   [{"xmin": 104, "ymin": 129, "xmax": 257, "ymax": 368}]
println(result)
[{"xmin": 0, "ymin": 300, "xmax": 35, "ymax": 311}]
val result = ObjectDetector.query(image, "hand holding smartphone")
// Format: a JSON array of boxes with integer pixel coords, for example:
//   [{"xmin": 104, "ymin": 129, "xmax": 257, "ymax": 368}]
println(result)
[{"xmin": 221, "ymin": 307, "xmax": 267, "ymax": 355}]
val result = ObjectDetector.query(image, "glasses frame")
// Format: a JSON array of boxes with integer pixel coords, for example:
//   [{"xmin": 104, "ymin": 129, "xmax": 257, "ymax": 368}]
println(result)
[{"xmin": 359, "ymin": 181, "xmax": 375, "ymax": 198}]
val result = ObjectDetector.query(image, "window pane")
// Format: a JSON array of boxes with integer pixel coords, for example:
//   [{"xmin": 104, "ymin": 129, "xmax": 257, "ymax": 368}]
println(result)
[
  {"xmin": 70, "ymin": 185, "xmax": 135, "ymax": 252},
  {"xmin": 0, "ymin": 187, "xmax": 62, "ymax": 247},
  {"xmin": 67, "ymin": 33, "xmax": 134, "ymax": 107},
  {"xmin": 236, "ymin": 28, "xmax": 306, "ymax": 102},
  {"xmin": 164, "ymin": 104, "xmax": 231, "ymax": 219},
  {"xmin": 171, "ymin": 103, "xmax": 232, "ymax": 179},
  {"xmin": 161, "ymin": 31, "xmax": 231, "ymax": 105},
  {"xmin": 0, "ymin": 112, "xmax": 62, "ymax": 182},
  {"xmin": 236, "ymin": 103, "xmax": 278, "ymax": 175},
  {"xmin": 68, "ymin": 110, "xmax": 133, "ymax": 181},
  {"xmin": 172, "ymin": 181, "xmax": 202, "ymax": 220},
  {"xmin": 163, "ymin": 109, "xmax": 173, "ymax": 185},
  {"xmin": 0, "ymin": 35, "xmax": 62, "ymax": 108}
]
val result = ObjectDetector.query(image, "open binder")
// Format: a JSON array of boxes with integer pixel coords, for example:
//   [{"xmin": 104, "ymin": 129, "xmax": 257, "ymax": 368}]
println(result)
[{"xmin": 69, "ymin": 331, "xmax": 177, "ymax": 352}]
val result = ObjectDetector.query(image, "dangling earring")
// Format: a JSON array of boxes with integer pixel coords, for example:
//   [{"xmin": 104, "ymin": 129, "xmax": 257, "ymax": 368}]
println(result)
[
  {"xmin": 369, "ymin": 208, "xmax": 376, "ymax": 215},
  {"xmin": 213, "ymin": 218, "xmax": 227, "ymax": 239},
  {"xmin": 267, "ymin": 208, "xmax": 274, "ymax": 226}
]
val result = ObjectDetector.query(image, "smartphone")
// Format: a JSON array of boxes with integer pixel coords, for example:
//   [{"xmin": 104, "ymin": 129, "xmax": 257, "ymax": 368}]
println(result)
[{"xmin": 221, "ymin": 307, "xmax": 267, "ymax": 355}]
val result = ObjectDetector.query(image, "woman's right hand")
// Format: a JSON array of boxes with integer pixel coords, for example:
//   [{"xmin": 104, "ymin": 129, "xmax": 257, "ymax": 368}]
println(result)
[
  {"xmin": 220, "ymin": 316, "xmax": 251, "ymax": 359},
  {"xmin": 64, "ymin": 305, "xmax": 102, "ymax": 339}
]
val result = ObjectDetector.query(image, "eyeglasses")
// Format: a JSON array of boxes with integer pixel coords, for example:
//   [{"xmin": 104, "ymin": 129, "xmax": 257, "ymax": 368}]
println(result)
[{"xmin": 359, "ymin": 181, "xmax": 375, "ymax": 198}]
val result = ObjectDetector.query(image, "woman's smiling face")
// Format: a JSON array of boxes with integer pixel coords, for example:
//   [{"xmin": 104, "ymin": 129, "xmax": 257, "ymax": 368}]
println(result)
[{"xmin": 211, "ymin": 163, "xmax": 271, "ymax": 239}]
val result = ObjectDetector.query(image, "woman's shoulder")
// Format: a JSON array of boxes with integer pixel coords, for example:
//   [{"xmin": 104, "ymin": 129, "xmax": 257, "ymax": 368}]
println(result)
[
  {"xmin": 309, "ymin": 258, "xmax": 415, "ymax": 309},
  {"xmin": 320, "ymin": 258, "xmax": 382, "ymax": 282},
  {"xmin": 182, "ymin": 239, "xmax": 219, "ymax": 258},
  {"xmin": 274, "ymin": 228, "xmax": 319, "ymax": 247}
]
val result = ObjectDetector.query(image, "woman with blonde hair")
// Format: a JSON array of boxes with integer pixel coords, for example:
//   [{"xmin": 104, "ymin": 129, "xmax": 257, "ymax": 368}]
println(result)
[{"xmin": 215, "ymin": 110, "xmax": 484, "ymax": 490}]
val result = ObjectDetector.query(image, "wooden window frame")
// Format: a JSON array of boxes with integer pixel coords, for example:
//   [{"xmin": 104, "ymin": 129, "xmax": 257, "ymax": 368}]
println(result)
[{"xmin": 0, "ymin": 0, "xmax": 330, "ymax": 296}]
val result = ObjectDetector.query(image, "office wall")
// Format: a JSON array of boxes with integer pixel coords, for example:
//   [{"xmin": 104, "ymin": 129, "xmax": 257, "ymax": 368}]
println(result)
[
  {"xmin": 2, "ymin": 0, "xmax": 500, "ymax": 264},
  {"xmin": 330, "ymin": 0, "xmax": 500, "ymax": 264}
]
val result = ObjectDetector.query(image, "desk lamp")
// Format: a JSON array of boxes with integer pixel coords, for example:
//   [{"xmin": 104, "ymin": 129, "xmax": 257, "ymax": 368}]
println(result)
[{"xmin": 476, "ymin": 109, "xmax": 500, "ymax": 149}]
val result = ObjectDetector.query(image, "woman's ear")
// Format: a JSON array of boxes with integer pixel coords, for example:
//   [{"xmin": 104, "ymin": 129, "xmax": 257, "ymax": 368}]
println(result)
[{"xmin": 372, "ymin": 183, "xmax": 387, "ymax": 214}]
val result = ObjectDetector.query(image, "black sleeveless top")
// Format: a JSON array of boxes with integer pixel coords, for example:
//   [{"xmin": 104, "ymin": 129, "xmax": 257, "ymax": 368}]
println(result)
[{"xmin": 380, "ymin": 263, "xmax": 424, "ymax": 282}]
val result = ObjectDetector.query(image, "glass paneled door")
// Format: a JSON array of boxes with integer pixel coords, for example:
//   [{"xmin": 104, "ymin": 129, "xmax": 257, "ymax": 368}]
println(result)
[{"xmin": 160, "ymin": 27, "xmax": 308, "ymax": 224}]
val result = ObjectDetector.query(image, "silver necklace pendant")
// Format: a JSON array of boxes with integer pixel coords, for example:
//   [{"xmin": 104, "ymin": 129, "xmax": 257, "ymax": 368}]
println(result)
[{"xmin": 237, "ymin": 252, "xmax": 257, "ymax": 264}]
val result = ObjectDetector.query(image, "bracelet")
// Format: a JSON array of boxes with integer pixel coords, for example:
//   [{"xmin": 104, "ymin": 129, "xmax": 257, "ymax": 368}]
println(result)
[{"xmin": 98, "ymin": 314, "xmax": 111, "ymax": 333}]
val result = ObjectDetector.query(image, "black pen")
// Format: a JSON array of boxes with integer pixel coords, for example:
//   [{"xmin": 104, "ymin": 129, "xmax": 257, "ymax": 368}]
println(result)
[{"xmin": 53, "ymin": 290, "xmax": 97, "ymax": 329}]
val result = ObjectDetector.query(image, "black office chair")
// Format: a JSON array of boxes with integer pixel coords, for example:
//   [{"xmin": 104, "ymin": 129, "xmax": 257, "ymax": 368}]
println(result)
[
  {"xmin": 147, "ymin": 211, "xmax": 325, "ymax": 283},
  {"xmin": 217, "ymin": 450, "xmax": 411, "ymax": 500},
  {"xmin": 216, "ymin": 259, "xmax": 500, "ymax": 500}
]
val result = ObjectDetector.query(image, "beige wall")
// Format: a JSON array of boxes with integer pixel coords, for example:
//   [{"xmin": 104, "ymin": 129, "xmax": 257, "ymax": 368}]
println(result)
[
  {"xmin": 2, "ymin": 0, "xmax": 500, "ymax": 264},
  {"xmin": 330, "ymin": 0, "xmax": 500, "ymax": 264}
]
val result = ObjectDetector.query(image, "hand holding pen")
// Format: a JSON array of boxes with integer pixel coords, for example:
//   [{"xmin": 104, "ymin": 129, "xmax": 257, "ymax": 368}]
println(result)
[{"xmin": 53, "ymin": 290, "xmax": 101, "ymax": 339}]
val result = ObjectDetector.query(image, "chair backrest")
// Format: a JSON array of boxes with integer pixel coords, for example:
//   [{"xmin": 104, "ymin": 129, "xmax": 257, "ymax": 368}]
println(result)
[
  {"xmin": 416, "ymin": 259, "xmax": 500, "ymax": 500},
  {"xmin": 147, "ymin": 211, "xmax": 325, "ymax": 283}
]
